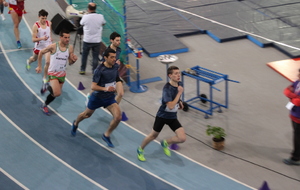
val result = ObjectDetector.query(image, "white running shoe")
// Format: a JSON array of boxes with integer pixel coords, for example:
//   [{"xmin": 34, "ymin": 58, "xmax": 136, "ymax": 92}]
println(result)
[{"xmin": 1, "ymin": 14, "xmax": 5, "ymax": 21}]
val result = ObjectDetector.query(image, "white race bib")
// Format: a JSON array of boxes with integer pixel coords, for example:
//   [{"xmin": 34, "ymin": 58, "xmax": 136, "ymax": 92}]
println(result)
[
  {"xmin": 105, "ymin": 82, "xmax": 116, "ymax": 91},
  {"xmin": 165, "ymin": 103, "xmax": 179, "ymax": 112}
]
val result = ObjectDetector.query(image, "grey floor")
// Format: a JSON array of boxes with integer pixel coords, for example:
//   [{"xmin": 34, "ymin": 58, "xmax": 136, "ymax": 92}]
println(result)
[{"xmin": 22, "ymin": 1, "xmax": 300, "ymax": 189}]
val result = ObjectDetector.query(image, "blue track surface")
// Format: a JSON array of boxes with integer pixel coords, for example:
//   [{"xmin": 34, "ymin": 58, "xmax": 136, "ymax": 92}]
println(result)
[
  {"xmin": 0, "ymin": 9, "xmax": 255, "ymax": 190},
  {"xmin": 0, "ymin": 169, "xmax": 24, "ymax": 190}
]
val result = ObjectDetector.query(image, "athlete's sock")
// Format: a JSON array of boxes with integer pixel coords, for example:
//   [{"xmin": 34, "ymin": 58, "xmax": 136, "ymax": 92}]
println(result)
[
  {"xmin": 47, "ymin": 85, "xmax": 53, "ymax": 96},
  {"xmin": 45, "ymin": 94, "xmax": 55, "ymax": 105}
]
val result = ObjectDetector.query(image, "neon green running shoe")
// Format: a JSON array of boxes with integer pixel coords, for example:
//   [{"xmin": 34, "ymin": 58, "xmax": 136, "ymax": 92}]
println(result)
[
  {"xmin": 161, "ymin": 140, "xmax": 171, "ymax": 157},
  {"xmin": 26, "ymin": 59, "xmax": 31, "ymax": 71},
  {"xmin": 137, "ymin": 147, "xmax": 146, "ymax": 162}
]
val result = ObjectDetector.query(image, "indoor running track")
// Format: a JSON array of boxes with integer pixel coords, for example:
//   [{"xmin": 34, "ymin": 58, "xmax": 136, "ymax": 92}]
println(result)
[{"xmin": 0, "ymin": 11, "xmax": 255, "ymax": 190}]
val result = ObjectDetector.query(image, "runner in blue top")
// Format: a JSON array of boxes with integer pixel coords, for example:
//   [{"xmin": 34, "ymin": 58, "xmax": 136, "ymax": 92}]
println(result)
[
  {"xmin": 137, "ymin": 66, "xmax": 187, "ymax": 161},
  {"xmin": 85, "ymin": 32, "xmax": 123, "ymax": 105},
  {"xmin": 71, "ymin": 49, "xmax": 122, "ymax": 148}
]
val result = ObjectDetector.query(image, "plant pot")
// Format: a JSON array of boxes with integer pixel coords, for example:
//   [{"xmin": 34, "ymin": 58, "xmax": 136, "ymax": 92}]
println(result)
[{"xmin": 212, "ymin": 137, "xmax": 225, "ymax": 150}]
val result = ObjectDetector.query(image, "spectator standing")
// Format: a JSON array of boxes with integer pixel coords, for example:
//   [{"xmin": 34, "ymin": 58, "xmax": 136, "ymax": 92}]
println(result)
[{"xmin": 79, "ymin": 2, "xmax": 106, "ymax": 75}]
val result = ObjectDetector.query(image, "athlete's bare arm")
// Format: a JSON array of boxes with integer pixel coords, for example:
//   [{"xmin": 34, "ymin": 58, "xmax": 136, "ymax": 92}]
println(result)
[
  {"xmin": 48, "ymin": 21, "xmax": 53, "ymax": 42},
  {"xmin": 31, "ymin": 24, "xmax": 47, "ymax": 43},
  {"xmin": 68, "ymin": 45, "xmax": 78, "ymax": 65},
  {"xmin": 35, "ymin": 43, "xmax": 55, "ymax": 73}
]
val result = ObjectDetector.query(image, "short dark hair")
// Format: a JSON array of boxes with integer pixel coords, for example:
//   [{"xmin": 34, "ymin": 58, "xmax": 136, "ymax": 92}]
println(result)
[
  {"xmin": 88, "ymin": 3, "xmax": 96, "ymax": 11},
  {"xmin": 104, "ymin": 48, "xmax": 116, "ymax": 58},
  {"xmin": 59, "ymin": 29, "xmax": 70, "ymax": 37},
  {"xmin": 38, "ymin": 9, "xmax": 48, "ymax": 17},
  {"xmin": 110, "ymin": 32, "xmax": 121, "ymax": 41},
  {"xmin": 167, "ymin": 65, "xmax": 179, "ymax": 75}
]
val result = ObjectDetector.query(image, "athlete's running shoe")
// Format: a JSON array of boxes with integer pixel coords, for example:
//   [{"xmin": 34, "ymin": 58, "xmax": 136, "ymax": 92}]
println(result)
[
  {"xmin": 26, "ymin": 59, "xmax": 31, "ymax": 71},
  {"xmin": 85, "ymin": 93, "xmax": 90, "ymax": 107},
  {"xmin": 17, "ymin": 41, "xmax": 22, "ymax": 49},
  {"xmin": 71, "ymin": 120, "xmax": 78, "ymax": 137},
  {"xmin": 40, "ymin": 104, "xmax": 50, "ymax": 116},
  {"xmin": 79, "ymin": 71, "xmax": 85, "ymax": 75},
  {"xmin": 102, "ymin": 134, "xmax": 114, "ymax": 148},
  {"xmin": 137, "ymin": 147, "xmax": 146, "ymax": 161},
  {"xmin": 161, "ymin": 140, "xmax": 171, "ymax": 157},
  {"xmin": 40, "ymin": 81, "xmax": 49, "ymax": 95}
]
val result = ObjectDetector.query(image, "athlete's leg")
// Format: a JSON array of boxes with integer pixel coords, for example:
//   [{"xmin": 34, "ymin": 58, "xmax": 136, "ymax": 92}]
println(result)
[
  {"xmin": 27, "ymin": 53, "xmax": 38, "ymax": 70},
  {"xmin": 165, "ymin": 127, "xmax": 186, "ymax": 145},
  {"xmin": 104, "ymin": 103, "xmax": 122, "ymax": 137},
  {"xmin": 49, "ymin": 79, "xmax": 63, "ymax": 97},
  {"xmin": 140, "ymin": 129, "xmax": 160, "ymax": 149},
  {"xmin": 0, "ymin": 3, "xmax": 5, "ymax": 20},
  {"xmin": 71, "ymin": 105, "xmax": 96, "ymax": 136},
  {"xmin": 115, "ymin": 81, "xmax": 124, "ymax": 104},
  {"xmin": 74, "ymin": 108, "xmax": 95, "ymax": 126},
  {"xmin": 0, "ymin": 3, "xmax": 3, "ymax": 14},
  {"xmin": 44, "ymin": 79, "xmax": 60, "ymax": 106},
  {"xmin": 10, "ymin": 11, "xmax": 21, "ymax": 41}
]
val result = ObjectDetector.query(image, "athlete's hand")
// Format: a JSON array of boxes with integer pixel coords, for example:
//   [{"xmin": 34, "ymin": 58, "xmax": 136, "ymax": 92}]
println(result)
[
  {"xmin": 178, "ymin": 86, "xmax": 184, "ymax": 94},
  {"xmin": 116, "ymin": 59, "xmax": 121, "ymax": 65},
  {"xmin": 106, "ymin": 86, "xmax": 116, "ymax": 92},
  {"xmin": 43, "ymin": 35, "xmax": 49, "ymax": 41},
  {"xmin": 3, "ymin": 2, "xmax": 8, "ymax": 7},
  {"xmin": 179, "ymin": 101, "xmax": 184, "ymax": 110},
  {"xmin": 69, "ymin": 54, "xmax": 78, "ymax": 65},
  {"xmin": 35, "ymin": 66, "xmax": 42, "ymax": 73}
]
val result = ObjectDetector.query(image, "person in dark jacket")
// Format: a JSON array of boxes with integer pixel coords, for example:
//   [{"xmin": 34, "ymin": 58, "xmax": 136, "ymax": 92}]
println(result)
[{"xmin": 283, "ymin": 69, "xmax": 300, "ymax": 165}]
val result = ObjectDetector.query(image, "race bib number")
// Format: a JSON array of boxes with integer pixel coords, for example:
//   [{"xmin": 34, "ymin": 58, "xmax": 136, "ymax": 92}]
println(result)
[
  {"xmin": 165, "ymin": 103, "xmax": 179, "ymax": 112},
  {"xmin": 105, "ymin": 82, "xmax": 116, "ymax": 91},
  {"xmin": 57, "ymin": 62, "xmax": 67, "ymax": 72}
]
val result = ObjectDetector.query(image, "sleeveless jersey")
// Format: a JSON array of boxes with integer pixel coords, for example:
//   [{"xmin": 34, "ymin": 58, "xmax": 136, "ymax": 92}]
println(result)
[
  {"xmin": 48, "ymin": 43, "xmax": 69, "ymax": 77},
  {"xmin": 8, "ymin": 0, "xmax": 17, "ymax": 5},
  {"xmin": 34, "ymin": 21, "xmax": 51, "ymax": 50}
]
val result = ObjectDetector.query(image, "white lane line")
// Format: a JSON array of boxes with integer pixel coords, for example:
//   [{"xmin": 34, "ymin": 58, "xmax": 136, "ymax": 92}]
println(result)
[
  {"xmin": 150, "ymin": 0, "xmax": 300, "ymax": 51},
  {"xmin": 0, "ymin": 167, "xmax": 29, "ymax": 190},
  {"xmin": 0, "ymin": 48, "xmax": 32, "ymax": 54},
  {"xmin": 0, "ymin": 45, "xmax": 107, "ymax": 190}
]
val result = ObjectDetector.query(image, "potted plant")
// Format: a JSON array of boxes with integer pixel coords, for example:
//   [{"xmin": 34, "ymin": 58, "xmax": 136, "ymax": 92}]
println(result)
[{"xmin": 206, "ymin": 125, "xmax": 226, "ymax": 150}]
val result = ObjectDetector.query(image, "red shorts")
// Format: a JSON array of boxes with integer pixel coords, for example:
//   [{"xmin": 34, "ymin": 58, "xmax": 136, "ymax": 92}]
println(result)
[
  {"xmin": 33, "ymin": 48, "xmax": 40, "ymax": 55},
  {"xmin": 9, "ymin": 2, "xmax": 25, "ymax": 17}
]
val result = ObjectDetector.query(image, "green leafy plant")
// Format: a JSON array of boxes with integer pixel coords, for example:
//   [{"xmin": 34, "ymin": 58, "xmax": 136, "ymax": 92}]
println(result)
[{"xmin": 206, "ymin": 125, "xmax": 226, "ymax": 140}]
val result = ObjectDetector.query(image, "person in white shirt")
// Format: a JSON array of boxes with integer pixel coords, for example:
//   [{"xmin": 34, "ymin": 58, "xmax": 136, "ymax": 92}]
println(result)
[
  {"xmin": 26, "ymin": 9, "xmax": 52, "ymax": 71},
  {"xmin": 79, "ymin": 2, "xmax": 106, "ymax": 75}
]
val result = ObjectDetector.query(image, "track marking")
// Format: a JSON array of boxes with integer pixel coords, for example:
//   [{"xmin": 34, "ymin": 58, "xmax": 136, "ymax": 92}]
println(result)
[
  {"xmin": 0, "ymin": 110, "xmax": 106, "ymax": 189},
  {"xmin": 0, "ymin": 167, "xmax": 29, "ymax": 190}
]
